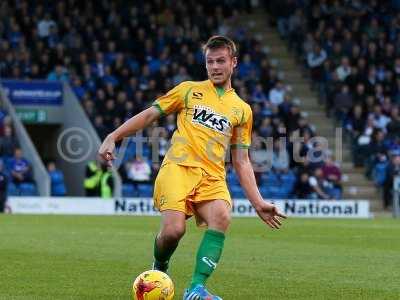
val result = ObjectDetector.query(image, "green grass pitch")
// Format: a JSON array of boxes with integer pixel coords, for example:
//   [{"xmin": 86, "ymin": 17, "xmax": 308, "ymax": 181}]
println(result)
[{"xmin": 1, "ymin": 215, "xmax": 399, "ymax": 299}]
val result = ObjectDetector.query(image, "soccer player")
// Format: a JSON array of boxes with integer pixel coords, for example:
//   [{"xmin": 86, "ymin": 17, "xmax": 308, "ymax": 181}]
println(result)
[{"xmin": 99, "ymin": 35, "xmax": 286, "ymax": 300}]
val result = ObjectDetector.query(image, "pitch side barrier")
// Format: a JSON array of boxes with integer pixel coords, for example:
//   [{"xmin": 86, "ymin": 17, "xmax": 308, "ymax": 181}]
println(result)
[
  {"xmin": 6, "ymin": 197, "xmax": 371, "ymax": 218},
  {"xmin": 394, "ymin": 176, "xmax": 400, "ymax": 218}
]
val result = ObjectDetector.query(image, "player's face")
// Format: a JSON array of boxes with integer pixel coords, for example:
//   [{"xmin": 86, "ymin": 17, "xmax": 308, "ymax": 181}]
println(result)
[{"xmin": 205, "ymin": 47, "xmax": 237, "ymax": 86}]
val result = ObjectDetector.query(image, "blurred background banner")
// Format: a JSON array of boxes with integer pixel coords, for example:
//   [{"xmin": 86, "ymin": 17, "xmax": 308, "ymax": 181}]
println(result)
[
  {"xmin": 6, "ymin": 197, "xmax": 370, "ymax": 218},
  {"xmin": 1, "ymin": 80, "xmax": 63, "ymax": 105},
  {"xmin": 394, "ymin": 176, "xmax": 400, "ymax": 217}
]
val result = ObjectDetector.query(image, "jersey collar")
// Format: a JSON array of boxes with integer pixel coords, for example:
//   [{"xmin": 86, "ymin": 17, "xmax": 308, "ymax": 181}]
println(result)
[{"xmin": 207, "ymin": 79, "xmax": 234, "ymax": 96}]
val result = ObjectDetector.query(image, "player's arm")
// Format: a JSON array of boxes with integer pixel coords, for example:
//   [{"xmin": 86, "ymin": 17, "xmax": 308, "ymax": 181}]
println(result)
[
  {"xmin": 230, "ymin": 105, "xmax": 286, "ymax": 228},
  {"xmin": 98, "ymin": 106, "xmax": 161, "ymax": 165},
  {"xmin": 231, "ymin": 148, "xmax": 286, "ymax": 229},
  {"xmin": 99, "ymin": 82, "xmax": 187, "ymax": 165}
]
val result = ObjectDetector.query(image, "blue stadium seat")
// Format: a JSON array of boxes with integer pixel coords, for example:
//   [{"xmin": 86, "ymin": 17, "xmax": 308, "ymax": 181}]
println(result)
[
  {"xmin": 280, "ymin": 172, "xmax": 297, "ymax": 196},
  {"xmin": 19, "ymin": 183, "xmax": 38, "ymax": 196},
  {"xmin": 142, "ymin": 145, "xmax": 151, "ymax": 159},
  {"xmin": 259, "ymin": 186, "xmax": 271, "ymax": 198},
  {"xmin": 122, "ymin": 183, "xmax": 136, "ymax": 197},
  {"xmin": 120, "ymin": 141, "xmax": 137, "ymax": 163},
  {"xmin": 281, "ymin": 171, "xmax": 297, "ymax": 186},
  {"xmin": 260, "ymin": 171, "xmax": 280, "ymax": 186},
  {"xmin": 230, "ymin": 184, "xmax": 246, "ymax": 198},
  {"xmin": 137, "ymin": 183, "xmax": 153, "ymax": 197},
  {"xmin": 121, "ymin": 142, "xmax": 151, "ymax": 162},
  {"xmin": 265, "ymin": 185, "xmax": 288, "ymax": 199},
  {"xmin": 325, "ymin": 187, "xmax": 342, "ymax": 200},
  {"xmin": 7, "ymin": 182, "xmax": 19, "ymax": 196},
  {"xmin": 226, "ymin": 171, "xmax": 240, "ymax": 186}
]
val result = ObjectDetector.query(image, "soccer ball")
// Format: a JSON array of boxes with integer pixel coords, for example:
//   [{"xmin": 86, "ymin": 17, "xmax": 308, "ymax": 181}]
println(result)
[{"xmin": 132, "ymin": 270, "xmax": 174, "ymax": 300}]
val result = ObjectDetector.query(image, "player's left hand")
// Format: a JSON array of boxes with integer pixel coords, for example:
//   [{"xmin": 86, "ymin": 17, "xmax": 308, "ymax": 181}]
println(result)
[{"xmin": 255, "ymin": 202, "xmax": 287, "ymax": 229}]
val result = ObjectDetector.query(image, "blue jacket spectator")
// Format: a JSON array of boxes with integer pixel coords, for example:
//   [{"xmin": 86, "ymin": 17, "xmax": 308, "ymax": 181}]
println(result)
[
  {"xmin": 10, "ymin": 148, "xmax": 32, "ymax": 186},
  {"xmin": 47, "ymin": 65, "xmax": 69, "ymax": 82},
  {"xmin": 47, "ymin": 161, "xmax": 66, "ymax": 196}
]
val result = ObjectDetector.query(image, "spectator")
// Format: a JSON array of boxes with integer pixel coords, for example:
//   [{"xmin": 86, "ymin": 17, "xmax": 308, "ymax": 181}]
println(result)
[
  {"xmin": 297, "ymin": 116, "xmax": 314, "ymax": 136},
  {"xmin": 345, "ymin": 105, "xmax": 365, "ymax": 139},
  {"xmin": 322, "ymin": 154, "xmax": 342, "ymax": 199},
  {"xmin": 273, "ymin": 0, "xmax": 296, "ymax": 39},
  {"xmin": 288, "ymin": 8, "xmax": 306, "ymax": 53},
  {"xmin": 306, "ymin": 140, "xmax": 326, "ymax": 171},
  {"xmin": 10, "ymin": 148, "xmax": 32, "ymax": 186},
  {"xmin": 294, "ymin": 172, "xmax": 312, "ymax": 199},
  {"xmin": 250, "ymin": 138, "xmax": 269, "ymax": 182},
  {"xmin": 268, "ymin": 80, "xmax": 286, "ymax": 106},
  {"xmin": 333, "ymin": 84, "xmax": 353, "ymax": 123},
  {"xmin": 84, "ymin": 160, "xmax": 102, "ymax": 197},
  {"xmin": 309, "ymin": 168, "xmax": 331, "ymax": 200},
  {"xmin": 352, "ymin": 115, "xmax": 376, "ymax": 166},
  {"xmin": 238, "ymin": 54, "xmax": 256, "ymax": 79},
  {"xmin": 285, "ymin": 102, "xmax": 301, "ymax": 133},
  {"xmin": 335, "ymin": 57, "xmax": 351, "ymax": 81},
  {"xmin": 271, "ymin": 139, "xmax": 290, "ymax": 173},
  {"xmin": 279, "ymin": 94, "xmax": 293, "ymax": 116},
  {"xmin": 37, "ymin": 13, "xmax": 56, "ymax": 38},
  {"xmin": 365, "ymin": 129, "xmax": 388, "ymax": 178},
  {"xmin": 172, "ymin": 66, "xmax": 191, "ymax": 86},
  {"xmin": 0, "ymin": 125, "xmax": 18, "ymax": 157},
  {"xmin": 297, "ymin": 129, "xmax": 314, "ymax": 163},
  {"xmin": 258, "ymin": 117, "xmax": 274, "ymax": 138},
  {"xmin": 47, "ymin": 64, "xmax": 69, "ymax": 82},
  {"xmin": 387, "ymin": 106, "xmax": 400, "ymax": 139},
  {"xmin": 125, "ymin": 156, "xmax": 152, "ymax": 184},
  {"xmin": 251, "ymin": 83, "xmax": 268, "ymax": 104},
  {"xmin": 369, "ymin": 105, "xmax": 391, "ymax": 131},
  {"xmin": 93, "ymin": 115, "xmax": 108, "ymax": 141},
  {"xmin": 47, "ymin": 161, "xmax": 66, "ymax": 196},
  {"xmin": 307, "ymin": 44, "xmax": 327, "ymax": 85},
  {"xmin": 149, "ymin": 127, "xmax": 169, "ymax": 163},
  {"xmin": 100, "ymin": 162, "xmax": 113, "ymax": 198},
  {"xmin": 383, "ymin": 153, "xmax": 400, "ymax": 208}
]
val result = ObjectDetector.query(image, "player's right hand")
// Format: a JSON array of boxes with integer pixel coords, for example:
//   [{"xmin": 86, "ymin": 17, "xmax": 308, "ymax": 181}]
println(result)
[
  {"xmin": 98, "ymin": 134, "xmax": 116, "ymax": 166},
  {"xmin": 255, "ymin": 201, "xmax": 287, "ymax": 229}
]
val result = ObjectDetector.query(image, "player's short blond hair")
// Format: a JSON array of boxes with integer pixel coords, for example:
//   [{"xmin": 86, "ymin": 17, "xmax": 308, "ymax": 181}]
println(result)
[{"xmin": 203, "ymin": 35, "xmax": 238, "ymax": 57}]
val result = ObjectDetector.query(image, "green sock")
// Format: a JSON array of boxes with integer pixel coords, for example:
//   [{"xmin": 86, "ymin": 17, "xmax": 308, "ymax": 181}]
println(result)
[
  {"xmin": 190, "ymin": 229, "xmax": 225, "ymax": 289},
  {"xmin": 153, "ymin": 235, "xmax": 179, "ymax": 271}
]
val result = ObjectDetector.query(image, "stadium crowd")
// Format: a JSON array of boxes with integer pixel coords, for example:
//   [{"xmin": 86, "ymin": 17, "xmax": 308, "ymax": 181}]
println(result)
[
  {"xmin": 0, "ymin": 0, "xmax": 344, "ymax": 200},
  {"xmin": 268, "ymin": 0, "xmax": 400, "ymax": 207}
]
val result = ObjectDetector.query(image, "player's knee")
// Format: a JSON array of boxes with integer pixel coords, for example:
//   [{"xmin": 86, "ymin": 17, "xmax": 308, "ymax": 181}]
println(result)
[
  {"xmin": 161, "ymin": 224, "xmax": 185, "ymax": 242},
  {"xmin": 210, "ymin": 210, "xmax": 231, "ymax": 231},
  {"xmin": 219, "ymin": 211, "xmax": 231, "ymax": 229}
]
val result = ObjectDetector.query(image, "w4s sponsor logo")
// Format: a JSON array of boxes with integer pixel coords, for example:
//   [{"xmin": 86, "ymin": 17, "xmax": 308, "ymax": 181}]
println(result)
[{"xmin": 192, "ymin": 105, "xmax": 231, "ymax": 134}]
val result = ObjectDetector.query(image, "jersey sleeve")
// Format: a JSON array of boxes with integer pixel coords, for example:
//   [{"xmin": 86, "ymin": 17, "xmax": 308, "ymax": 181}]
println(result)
[
  {"xmin": 152, "ymin": 82, "xmax": 188, "ymax": 115},
  {"xmin": 231, "ymin": 104, "xmax": 253, "ymax": 149}
]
